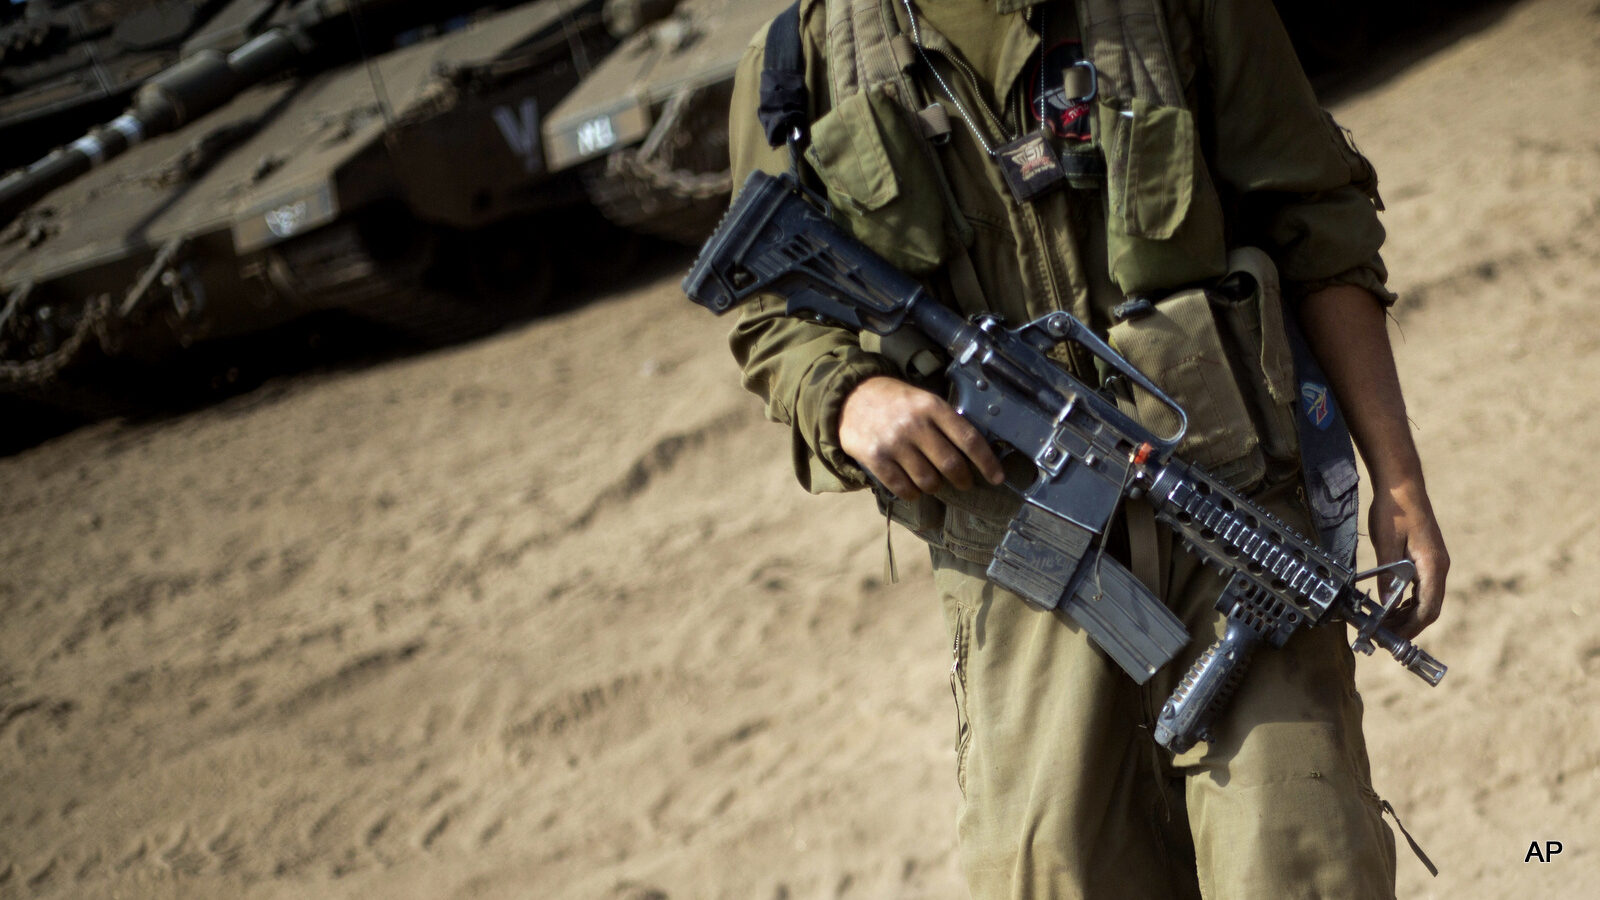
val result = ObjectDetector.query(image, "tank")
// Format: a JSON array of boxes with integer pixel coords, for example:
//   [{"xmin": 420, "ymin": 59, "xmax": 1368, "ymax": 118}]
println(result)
[
  {"xmin": 541, "ymin": 0, "xmax": 788, "ymax": 244},
  {"xmin": 0, "ymin": 0, "xmax": 618, "ymax": 413}
]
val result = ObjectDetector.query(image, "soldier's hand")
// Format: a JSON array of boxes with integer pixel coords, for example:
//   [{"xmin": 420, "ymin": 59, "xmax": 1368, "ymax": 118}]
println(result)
[
  {"xmin": 839, "ymin": 376, "xmax": 1005, "ymax": 501},
  {"xmin": 1368, "ymin": 476, "xmax": 1450, "ymax": 640}
]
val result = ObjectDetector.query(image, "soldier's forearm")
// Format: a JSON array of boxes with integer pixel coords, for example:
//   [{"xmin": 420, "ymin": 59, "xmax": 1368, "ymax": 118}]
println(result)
[{"xmin": 1297, "ymin": 283, "xmax": 1424, "ymax": 489}]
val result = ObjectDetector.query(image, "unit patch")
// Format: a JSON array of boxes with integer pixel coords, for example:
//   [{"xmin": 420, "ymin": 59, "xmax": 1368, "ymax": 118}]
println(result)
[
  {"xmin": 996, "ymin": 132, "xmax": 1067, "ymax": 202},
  {"xmin": 1301, "ymin": 381, "xmax": 1334, "ymax": 430}
]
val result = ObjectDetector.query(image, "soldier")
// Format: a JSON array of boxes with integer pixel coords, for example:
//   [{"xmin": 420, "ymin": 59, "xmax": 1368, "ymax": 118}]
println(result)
[{"xmin": 721, "ymin": 0, "xmax": 1449, "ymax": 896}]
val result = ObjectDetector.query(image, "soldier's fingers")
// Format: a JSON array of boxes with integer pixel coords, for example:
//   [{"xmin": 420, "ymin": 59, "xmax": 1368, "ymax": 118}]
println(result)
[
  {"xmin": 1401, "ymin": 545, "xmax": 1449, "ymax": 639},
  {"xmin": 919, "ymin": 446, "xmax": 971, "ymax": 491},
  {"xmin": 868, "ymin": 459, "xmax": 922, "ymax": 503},
  {"xmin": 893, "ymin": 445, "xmax": 946, "ymax": 497},
  {"xmin": 909, "ymin": 426, "xmax": 975, "ymax": 492},
  {"xmin": 1369, "ymin": 532, "xmax": 1411, "ymax": 599},
  {"xmin": 1384, "ymin": 607, "xmax": 1419, "ymax": 638},
  {"xmin": 929, "ymin": 404, "xmax": 1005, "ymax": 486}
]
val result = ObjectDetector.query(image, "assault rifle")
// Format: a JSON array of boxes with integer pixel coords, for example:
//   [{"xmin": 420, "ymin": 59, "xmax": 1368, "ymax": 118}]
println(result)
[{"xmin": 684, "ymin": 170, "xmax": 1445, "ymax": 753}]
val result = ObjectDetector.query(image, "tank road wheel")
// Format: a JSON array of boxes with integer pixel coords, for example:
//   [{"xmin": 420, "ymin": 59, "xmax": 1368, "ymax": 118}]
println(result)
[
  {"xmin": 0, "ymin": 293, "xmax": 156, "ymax": 421},
  {"xmin": 583, "ymin": 82, "xmax": 734, "ymax": 245}
]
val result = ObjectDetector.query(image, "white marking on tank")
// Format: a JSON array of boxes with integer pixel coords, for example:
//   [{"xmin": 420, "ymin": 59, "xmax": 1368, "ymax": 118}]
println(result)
[
  {"xmin": 70, "ymin": 135, "xmax": 106, "ymax": 166},
  {"xmin": 575, "ymin": 116, "xmax": 616, "ymax": 156},
  {"xmin": 265, "ymin": 200, "xmax": 309, "ymax": 238},
  {"xmin": 492, "ymin": 98, "xmax": 543, "ymax": 173},
  {"xmin": 108, "ymin": 113, "xmax": 145, "ymax": 148}
]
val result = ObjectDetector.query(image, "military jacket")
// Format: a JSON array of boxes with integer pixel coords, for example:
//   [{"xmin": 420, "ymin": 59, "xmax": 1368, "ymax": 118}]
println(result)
[{"xmin": 726, "ymin": 0, "xmax": 1392, "ymax": 497}]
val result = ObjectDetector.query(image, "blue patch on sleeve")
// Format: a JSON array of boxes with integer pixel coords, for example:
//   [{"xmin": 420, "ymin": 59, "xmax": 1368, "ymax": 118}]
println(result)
[{"xmin": 1301, "ymin": 381, "xmax": 1334, "ymax": 431}]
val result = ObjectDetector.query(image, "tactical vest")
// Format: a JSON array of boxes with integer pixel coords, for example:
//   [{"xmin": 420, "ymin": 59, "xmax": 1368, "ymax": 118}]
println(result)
[
  {"xmin": 758, "ymin": 0, "xmax": 1360, "ymax": 565},
  {"xmin": 763, "ymin": 0, "xmax": 1225, "ymax": 292}
]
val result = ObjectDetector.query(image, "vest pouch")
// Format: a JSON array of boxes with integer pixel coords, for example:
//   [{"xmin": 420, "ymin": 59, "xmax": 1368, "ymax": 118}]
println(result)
[
  {"xmin": 1095, "ymin": 97, "xmax": 1227, "ymax": 295},
  {"xmin": 1108, "ymin": 288, "xmax": 1266, "ymax": 490},
  {"xmin": 875, "ymin": 486, "xmax": 948, "ymax": 550},
  {"xmin": 805, "ymin": 85, "xmax": 952, "ymax": 275},
  {"xmin": 1099, "ymin": 97, "xmax": 1193, "ymax": 240},
  {"xmin": 872, "ymin": 463, "xmax": 1026, "ymax": 568},
  {"xmin": 1213, "ymin": 247, "xmax": 1300, "ymax": 463},
  {"xmin": 937, "ymin": 473, "xmax": 1025, "ymax": 565}
]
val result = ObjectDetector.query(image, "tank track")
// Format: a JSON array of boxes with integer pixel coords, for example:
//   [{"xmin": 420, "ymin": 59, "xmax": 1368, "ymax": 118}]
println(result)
[
  {"xmin": 583, "ymin": 81, "xmax": 733, "ymax": 245},
  {"xmin": 265, "ymin": 215, "xmax": 515, "ymax": 346}
]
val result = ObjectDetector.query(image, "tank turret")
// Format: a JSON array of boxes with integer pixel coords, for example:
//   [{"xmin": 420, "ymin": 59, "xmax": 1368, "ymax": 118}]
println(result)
[
  {"xmin": 1, "ymin": 11, "xmax": 303, "ymax": 223},
  {"xmin": 1, "ymin": 0, "xmax": 615, "ymax": 415}
]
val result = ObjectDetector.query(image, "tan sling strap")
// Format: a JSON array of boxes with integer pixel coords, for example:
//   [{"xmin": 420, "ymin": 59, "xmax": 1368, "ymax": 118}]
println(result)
[
  {"xmin": 1126, "ymin": 495, "xmax": 1165, "ymax": 598},
  {"xmin": 842, "ymin": 0, "xmax": 953, "ymax": 141},
  {"xmin": 1072, "ymin": 0, "xmax": 1187, "ymax": 597},
  {"xmin": 825, "ymin": 0, "xmax": 924, "ymax": 112},
  {"xmin": 1112, "ymin": 389, "xmax": 1167, "ymax": 597},
  {"xmin": 1071, "ymin": 0, "xmax": 1186, "ymax": 108},
  {"xmin": 821, "ymin": 0, "xmax": 986, "ymax": 308}
]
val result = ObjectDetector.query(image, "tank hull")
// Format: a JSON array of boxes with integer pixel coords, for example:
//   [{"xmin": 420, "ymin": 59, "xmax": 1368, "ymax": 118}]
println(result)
[{"xmin": 1, "ymin": 0, "xmax": 615, "ymax": 404}]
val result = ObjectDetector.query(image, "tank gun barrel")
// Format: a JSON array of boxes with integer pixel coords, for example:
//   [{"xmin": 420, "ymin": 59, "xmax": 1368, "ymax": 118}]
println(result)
[{"xmin": 0, "ymin": 23, "xmax": 308, "ymax": 224}]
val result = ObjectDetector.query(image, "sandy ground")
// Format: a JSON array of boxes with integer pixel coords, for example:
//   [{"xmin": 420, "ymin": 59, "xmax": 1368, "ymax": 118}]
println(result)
[{"xmin": 2, "ymin": 0, "xmax": 1598, "ymax": 897}]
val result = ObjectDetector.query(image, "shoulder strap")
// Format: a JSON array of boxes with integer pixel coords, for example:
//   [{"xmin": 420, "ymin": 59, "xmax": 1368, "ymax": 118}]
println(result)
[
  {"xmin": 829, "ymin": 0, "xmax": 925, "ymax": 106},
  {"xmin": 757, "ymin": 0, "xmax": 942, "ymax": 148},
  {"xmin": 1282, "ymin": 310, "xmax": 1361, "ymax": 564},
  {"xmin": 1073, "ymin": 0, "xmax": 1186, "ymax": 107},
  {"xmin": 761, "ymin": 0, "xmax": 978, "ymax": 306},
  {"xmin": 758, "ymin": 1, "xmax": 808, "ymax": 148}
]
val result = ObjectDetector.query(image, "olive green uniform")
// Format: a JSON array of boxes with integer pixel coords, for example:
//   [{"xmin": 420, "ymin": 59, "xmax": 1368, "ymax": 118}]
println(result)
[{"xmin": 724, "ymin": 0, "xmax": 1400, "ymax": 896}]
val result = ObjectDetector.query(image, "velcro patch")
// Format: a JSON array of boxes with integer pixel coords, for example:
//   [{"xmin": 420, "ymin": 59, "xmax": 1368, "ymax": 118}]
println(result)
[{"xmin": 1301, "ymin": 381, "xmax": 1334, "ymax": 430}]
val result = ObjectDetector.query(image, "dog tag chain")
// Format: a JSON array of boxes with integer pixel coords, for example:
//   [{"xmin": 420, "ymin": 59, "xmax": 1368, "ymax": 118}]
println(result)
[{"xmin": 899, "ymin": 0, "xmax": 1065, "ymax": 203}]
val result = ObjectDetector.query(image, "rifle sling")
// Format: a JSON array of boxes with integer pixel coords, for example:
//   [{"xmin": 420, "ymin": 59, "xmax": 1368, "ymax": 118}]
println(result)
[
  {"xmin": 758, "ymin": 2, "xmax": 807, "ymax": 148},
  {"xmin": 1115, "ymin": 392, "xmax": 1165, "ymax": 599}
]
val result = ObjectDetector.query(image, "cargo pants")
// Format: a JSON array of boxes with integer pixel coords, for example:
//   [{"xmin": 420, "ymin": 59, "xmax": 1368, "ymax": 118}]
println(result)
[{"xmin": 934, "ymin": 471, "xmax": 1398, "ymax": 899}]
